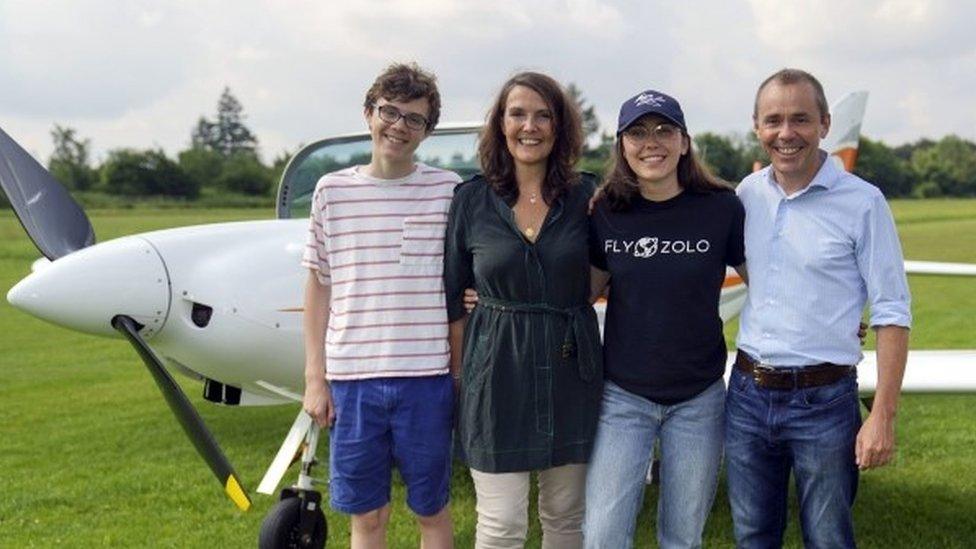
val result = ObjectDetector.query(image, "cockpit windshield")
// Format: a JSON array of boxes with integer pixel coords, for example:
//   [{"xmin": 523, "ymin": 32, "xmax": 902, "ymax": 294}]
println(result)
[{"xmin": 276, "ymin": 125, "xmax": 481, "ymax": 219}]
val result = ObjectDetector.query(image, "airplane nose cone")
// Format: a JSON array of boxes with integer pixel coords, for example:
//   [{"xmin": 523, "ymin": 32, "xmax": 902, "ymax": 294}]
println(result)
[{"xmin": 7, "ymin": 236, "xmax": 170, "ymax": 338}]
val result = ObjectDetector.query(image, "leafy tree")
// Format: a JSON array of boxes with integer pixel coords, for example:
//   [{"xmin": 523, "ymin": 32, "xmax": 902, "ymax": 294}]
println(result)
[
  {"xmin": 566, "ymin": 83, "xmax": 600, "ymax": 151},
  {"xmin": 101, "ymin": 149, "xmax": 199, "ymax": 198},
  {"xmin": 578, "ymin": 132, "xmax": 614, "ymax": 180},
  {"xmin": 732, "ymin": 131, "xmax": 767, "ymax": 177},
  {"xmin": 912, "ymin": 180, "xmax": 943, "ymax": 198},
  {"xmin": 893, "ymin": 138, "xmax": 936, "ymax": 162},
  {"xmin": 853, "ymin": 137, "xmax": 912, "ymax": 197},
  {"xmin": 910, "ymin": 135, "xmax": 976, "ymax": 197},
  {"xmin": 48, "ymin": 125, "xmax": 97, "ymax": 191},
  {"xmin": 694, "ymin": 132, "xmax": 742, "ymax": 183},
  {"xmin": 178, "ymin": 146, "xmax": 225, "ymax": 191},
  {"xmin": 268, "ymin": 149, "xmax": 294, "ymax": 193},
  {"xmin": 215, "ymin": 152, "xmax": 273, "ymax": 195},
  {"xmin": 192, "ymin": 87, "xmax": 259, "ymax": 158}
]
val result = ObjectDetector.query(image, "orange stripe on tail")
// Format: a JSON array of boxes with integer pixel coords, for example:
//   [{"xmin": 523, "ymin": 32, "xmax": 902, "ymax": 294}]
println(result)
[
  {"xmin": 832, "ymin": 148, "xmax": 859, "ymax": 172},
  {"xmin": 722, "ymin": 273, "xmax": 744, "ymax": 288}
]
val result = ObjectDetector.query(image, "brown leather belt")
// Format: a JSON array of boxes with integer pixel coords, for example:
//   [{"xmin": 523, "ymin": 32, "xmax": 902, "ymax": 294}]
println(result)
[{"xmin": 734, "ymin": 350, "xmax": 854, "ymax": 390}]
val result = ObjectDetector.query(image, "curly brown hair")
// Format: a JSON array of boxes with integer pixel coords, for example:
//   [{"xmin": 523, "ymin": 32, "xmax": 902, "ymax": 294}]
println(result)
[
  {"xmin": 601, "ymin": 126, "xmax": 731, "ymax": 212},
  {"xmin": 363, "ymin": 62, "xmax": 441, "ymax": 131},
  {"xmin": 478, "ymin": 72, "xmax": 582, "ymax": 205}
]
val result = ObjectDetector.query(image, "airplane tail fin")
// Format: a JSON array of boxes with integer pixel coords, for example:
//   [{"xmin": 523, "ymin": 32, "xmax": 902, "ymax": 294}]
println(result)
[
  {"xmin": 822, "ymin": 91, "xmax": 869, "ymax": 172},
  {"xmin": 751, "ymin": 91, "xmax": 870, "ymax": 173}
]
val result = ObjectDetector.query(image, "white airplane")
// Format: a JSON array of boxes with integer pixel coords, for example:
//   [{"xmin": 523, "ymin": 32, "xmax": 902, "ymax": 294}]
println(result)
[{"xmin": 2, "ymin": 92, "xmax": 975, "ymax": 542}]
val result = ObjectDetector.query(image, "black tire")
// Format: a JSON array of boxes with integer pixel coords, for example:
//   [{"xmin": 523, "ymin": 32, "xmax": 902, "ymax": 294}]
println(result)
[{"xmin": 258, "ymin": 496, "xmax": 327, "ymax": 549}]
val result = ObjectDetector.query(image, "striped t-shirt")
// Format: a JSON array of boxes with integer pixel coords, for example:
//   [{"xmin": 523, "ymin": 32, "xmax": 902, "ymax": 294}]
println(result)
[{"xmin": 301, "ymin": 163, "xmax": 461, "ymax": 380}]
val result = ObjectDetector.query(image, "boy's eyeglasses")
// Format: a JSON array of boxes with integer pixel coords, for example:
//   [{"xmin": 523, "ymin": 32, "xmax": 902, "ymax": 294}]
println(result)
[{"xmin": 374, "ymin": 104, "xmax": 429, "ymax": 131}]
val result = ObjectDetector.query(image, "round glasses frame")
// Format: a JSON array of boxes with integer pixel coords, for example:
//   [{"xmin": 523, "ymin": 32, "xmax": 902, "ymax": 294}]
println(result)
[{"xmin": 373, "ymin": 103, "xmax": 430, "ymax": 131}]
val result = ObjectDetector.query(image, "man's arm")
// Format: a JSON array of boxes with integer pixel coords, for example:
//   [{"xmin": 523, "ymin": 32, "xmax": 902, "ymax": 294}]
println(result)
[
  {"xmin": 852, "ymin": 192, "xmax": 912, "ymax": 469},
  {"xmin": 302, "ymin": 271, "xmax": 334, "ymax": 427},
  {"xmin": 855, "ymin": 325, "xmax": 909, "ymax": 469}
]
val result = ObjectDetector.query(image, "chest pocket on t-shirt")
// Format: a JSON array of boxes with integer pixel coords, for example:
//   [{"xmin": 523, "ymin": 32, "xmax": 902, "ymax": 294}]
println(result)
[{"xmin": 400, "ymin": 216, "xmax": 445, "ymax": 267}]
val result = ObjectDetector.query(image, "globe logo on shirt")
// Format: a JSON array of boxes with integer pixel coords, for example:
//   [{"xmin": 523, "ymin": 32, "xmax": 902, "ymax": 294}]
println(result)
[{"xmin": 634, "ymin": 237, "xmax": 659, "ymax": 258}]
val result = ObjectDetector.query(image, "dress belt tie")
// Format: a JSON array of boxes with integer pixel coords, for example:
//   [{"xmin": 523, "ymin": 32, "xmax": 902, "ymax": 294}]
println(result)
[{"xmin": 477, "ymin": 296, "xmax": 602, "ymax": 382}]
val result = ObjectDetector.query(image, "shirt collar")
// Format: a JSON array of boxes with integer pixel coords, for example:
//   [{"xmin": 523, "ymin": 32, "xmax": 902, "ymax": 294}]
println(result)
[{"xmin": 763, "ymin": 150, "xmax": 841, "ymax": 198}]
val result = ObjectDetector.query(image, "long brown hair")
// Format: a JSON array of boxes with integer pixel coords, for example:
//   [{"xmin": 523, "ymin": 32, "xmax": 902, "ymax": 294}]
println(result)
[
  {"xmin": 478, "ymin": 72, "xmax": 582, "ymax": 205},
  {"xmin": 601, "ymin": 128, "xmax": 731, "ymax": 211}
]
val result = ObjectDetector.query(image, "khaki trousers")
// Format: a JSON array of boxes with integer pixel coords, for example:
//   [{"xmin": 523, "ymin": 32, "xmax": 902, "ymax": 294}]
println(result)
[{"xmin": 469, "ymin": 463, "xmax": 586, "ymax": 549}]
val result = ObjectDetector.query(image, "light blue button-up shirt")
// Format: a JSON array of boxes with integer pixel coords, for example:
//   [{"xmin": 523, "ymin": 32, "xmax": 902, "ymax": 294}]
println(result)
[{"xmin": 736, "ymin": 153, "xmax": 912, "ymax": 367}]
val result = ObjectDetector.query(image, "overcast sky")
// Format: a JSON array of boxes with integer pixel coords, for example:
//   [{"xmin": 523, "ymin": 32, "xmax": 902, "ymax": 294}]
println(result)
[{"xmin": 2, "ymin": 0, "xmax": 974, "ymax": 163}]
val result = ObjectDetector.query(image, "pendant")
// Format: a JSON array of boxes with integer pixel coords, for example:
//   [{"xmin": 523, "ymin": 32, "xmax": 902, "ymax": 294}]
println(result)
[
  {"xmin": 529, "ymin": 193, "xmax": 537, "ymax": 204},
  {"xmin": 524, "ymin": 227, "xmax": 535, "ymax": 238}
]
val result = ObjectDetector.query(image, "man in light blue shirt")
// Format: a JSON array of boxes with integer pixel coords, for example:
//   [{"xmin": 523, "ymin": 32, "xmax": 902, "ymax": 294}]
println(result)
[{"xmin": 726, "ymin": 68, "xmax": 911, "ymax": 548}]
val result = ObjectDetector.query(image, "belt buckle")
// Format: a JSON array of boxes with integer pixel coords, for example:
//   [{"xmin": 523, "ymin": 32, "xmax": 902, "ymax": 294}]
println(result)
[{"xmin": 752, "ymin": 363, "xmax": 775, "ymax": 386}]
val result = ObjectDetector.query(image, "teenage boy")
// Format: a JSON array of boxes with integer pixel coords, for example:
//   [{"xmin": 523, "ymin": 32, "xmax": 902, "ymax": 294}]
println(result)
[
  {"xmin": 726, "ymin": 68, "xmax": 911, "ymax": 548},
  {"xmin": 301, "ymin": 62, "xmax": 460, "ymax": 549}
]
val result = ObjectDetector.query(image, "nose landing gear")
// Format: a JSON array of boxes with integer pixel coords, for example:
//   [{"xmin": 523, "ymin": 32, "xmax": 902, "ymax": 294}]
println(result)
[{"xmin": 259, "ymin": 425, "xmax": 327, "ymax": 548}]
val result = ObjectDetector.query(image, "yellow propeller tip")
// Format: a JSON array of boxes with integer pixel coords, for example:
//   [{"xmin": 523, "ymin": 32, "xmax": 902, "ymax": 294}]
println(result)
[{"xmin": 225, "ymin": 475, "xmax": 252, "ymax": 511}]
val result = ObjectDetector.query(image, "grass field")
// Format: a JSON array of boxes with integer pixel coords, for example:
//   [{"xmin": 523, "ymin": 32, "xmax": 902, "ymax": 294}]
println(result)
[{"xmin": 1, "ymin": 200, "xmax": 975, "ymax": 548}]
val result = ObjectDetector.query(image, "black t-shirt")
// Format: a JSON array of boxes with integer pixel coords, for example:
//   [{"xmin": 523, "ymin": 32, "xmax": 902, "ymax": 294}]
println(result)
[{"xmin": 589, "ymin": 189, "xmax": 745, "ymax": 404}]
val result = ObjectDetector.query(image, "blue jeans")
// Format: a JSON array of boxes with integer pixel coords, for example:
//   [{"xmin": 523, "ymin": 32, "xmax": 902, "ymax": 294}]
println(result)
[
  {"xmin": 725, "ymin": 367, "xmax": 861, "ymax": 549},
  {"xmin": 583, "ymin": 379, "xmax": 725, "ymax": 549}
]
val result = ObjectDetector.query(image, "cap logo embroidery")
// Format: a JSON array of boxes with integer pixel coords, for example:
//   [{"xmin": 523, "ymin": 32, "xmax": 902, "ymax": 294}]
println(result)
[{"xmin": 634, "ymin": 93, "xmax": 666, "ymax": 108}]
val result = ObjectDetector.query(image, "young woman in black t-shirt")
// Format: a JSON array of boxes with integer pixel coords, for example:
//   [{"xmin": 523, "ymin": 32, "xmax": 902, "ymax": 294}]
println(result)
[{"xmin": 581, "ymin": 90, "xmax": 747, "ymax": 549}]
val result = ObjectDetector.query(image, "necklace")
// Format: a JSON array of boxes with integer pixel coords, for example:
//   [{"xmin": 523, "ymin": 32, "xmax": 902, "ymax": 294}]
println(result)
[
  {"xmin": 529, "ymin": 191, "xmax": 538, "ymax": 204},
  {"xmin": 516, "ymin": 199, "xmax": 546, "ymax": 241}
]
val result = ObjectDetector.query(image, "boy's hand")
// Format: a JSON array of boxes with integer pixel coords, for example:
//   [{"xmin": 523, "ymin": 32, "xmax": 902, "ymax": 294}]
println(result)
[{"xmin": 303, "ymin": 377, "xmax": 335, "ymax": 427}]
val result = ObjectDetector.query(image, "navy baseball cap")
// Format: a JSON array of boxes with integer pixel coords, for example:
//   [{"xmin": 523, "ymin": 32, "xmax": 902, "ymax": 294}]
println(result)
[{"xmin": 616, "ymin": 90, "xmax": 686, "ymax": 134}]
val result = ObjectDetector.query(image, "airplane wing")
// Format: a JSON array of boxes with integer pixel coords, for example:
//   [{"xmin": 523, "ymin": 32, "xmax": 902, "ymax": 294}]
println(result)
[
  {"xmin": 857, "ymin": 350, "xmax": 976, "ymax": 392},
  {"xmin": 904, "ymin": 261, "xmax": 976, "ymax": 276},
  {"xmin": 721, "ymin": 350, "xmax": 976, "ymax": 393}
]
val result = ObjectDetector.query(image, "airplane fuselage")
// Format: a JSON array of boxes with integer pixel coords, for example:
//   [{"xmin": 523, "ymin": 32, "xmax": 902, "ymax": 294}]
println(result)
[{"xmin": 7, "ymin": 218, "xmax": 749, "ymax": 404}]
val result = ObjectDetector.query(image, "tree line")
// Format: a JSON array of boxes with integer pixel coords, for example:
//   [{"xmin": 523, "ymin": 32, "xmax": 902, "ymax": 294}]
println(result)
[
  {"xmin": 690, "ymin": 132, "xmax": 976, "ymax": 198},
  {"xmin": 38, "ymin": 88, "xmax": 287, "ymax": 204},
  {"xmin": 571, "ymin": 86, "xmax": 976, "ymax": 199},
  {"xmin": 6, "ymin": 87, "xmax": 976, "ymax": 210}
]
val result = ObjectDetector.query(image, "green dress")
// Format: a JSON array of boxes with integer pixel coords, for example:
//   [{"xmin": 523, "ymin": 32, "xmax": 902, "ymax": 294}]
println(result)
[{"xmin": 444, "ymin": 174, "xmax": 603, "ymax": 473}]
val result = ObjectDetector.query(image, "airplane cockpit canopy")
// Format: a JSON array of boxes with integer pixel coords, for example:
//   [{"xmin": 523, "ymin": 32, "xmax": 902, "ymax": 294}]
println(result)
[{"xmin": 276, "ymin": 123, "xmax": 481, "ymax": 219}]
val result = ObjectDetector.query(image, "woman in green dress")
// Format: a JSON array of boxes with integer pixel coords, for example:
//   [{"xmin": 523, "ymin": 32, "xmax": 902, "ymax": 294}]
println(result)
[{"xmin": 444, "ymin": 71, "xmax": 603, "ymax": 549}]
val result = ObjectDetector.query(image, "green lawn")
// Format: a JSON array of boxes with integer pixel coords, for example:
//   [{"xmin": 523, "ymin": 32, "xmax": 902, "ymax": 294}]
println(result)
[{"xmin": 1, "ymin": 201, "xmax": 974, "ymax": 548}]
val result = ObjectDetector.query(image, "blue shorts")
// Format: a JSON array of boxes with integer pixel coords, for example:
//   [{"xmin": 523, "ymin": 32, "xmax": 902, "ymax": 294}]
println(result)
[{"xmin": 328, "ymin": 374, "xmax": 454, "ymax": 516}]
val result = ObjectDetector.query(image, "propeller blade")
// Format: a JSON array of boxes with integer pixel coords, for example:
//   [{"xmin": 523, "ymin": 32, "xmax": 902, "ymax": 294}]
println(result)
[
  {"xmin": 111, "ymin": 315, "xmax": 252, "ymax": 511},
  {"xmin": 0, "ymin": 126, "xmax": 95, "ymax": 259}
]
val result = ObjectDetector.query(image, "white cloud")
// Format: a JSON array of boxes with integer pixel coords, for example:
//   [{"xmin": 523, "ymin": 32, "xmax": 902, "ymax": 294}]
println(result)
[{"xmin": 0, "ymin": 0, "xmax": 973, "ymax": 166}]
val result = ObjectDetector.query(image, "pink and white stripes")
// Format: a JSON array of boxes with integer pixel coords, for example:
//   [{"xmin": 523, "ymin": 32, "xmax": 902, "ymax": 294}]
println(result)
[{"xmin": 301, "ymin": 164, "xmax": 461, "ymax": 380}]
